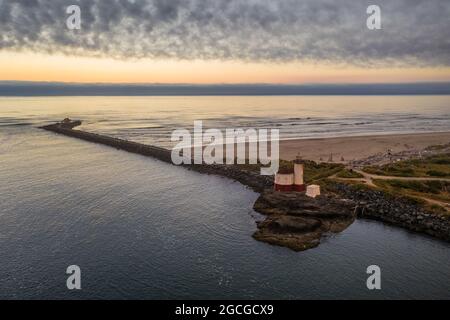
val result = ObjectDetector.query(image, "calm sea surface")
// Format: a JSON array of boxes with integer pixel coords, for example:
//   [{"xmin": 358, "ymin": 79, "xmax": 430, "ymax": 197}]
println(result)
[
  {"xmin": 0, "ymin": 96, "xmax": 449, "ymax": 299},
  {"xmin": 1, "ymin": 96, "xmax": 450, "ymax": 147}
]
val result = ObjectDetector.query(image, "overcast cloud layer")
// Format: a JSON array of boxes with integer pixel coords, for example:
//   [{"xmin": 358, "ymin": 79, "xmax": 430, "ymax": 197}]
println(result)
[{"xmin": 1, "ymin": 0, "xmax": 449, "ymax": 66}]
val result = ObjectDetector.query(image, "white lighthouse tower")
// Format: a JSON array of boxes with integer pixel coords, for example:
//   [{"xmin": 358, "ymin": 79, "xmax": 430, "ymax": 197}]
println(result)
[{"xmin": 293, "ymin": 154, "xmax": 306, "ymax": 192}]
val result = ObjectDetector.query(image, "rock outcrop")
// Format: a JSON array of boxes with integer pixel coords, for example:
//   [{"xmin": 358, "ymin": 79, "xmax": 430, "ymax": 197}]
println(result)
[{"xmin": 252, "ymin": 191, "xmax": 357, "ymax": 251}]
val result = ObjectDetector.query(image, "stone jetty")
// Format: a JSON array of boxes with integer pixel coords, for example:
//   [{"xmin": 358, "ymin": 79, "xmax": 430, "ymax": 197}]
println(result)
[{"xmin": 40, "ymin": 120, "xmax": 272, "ymax": 192}]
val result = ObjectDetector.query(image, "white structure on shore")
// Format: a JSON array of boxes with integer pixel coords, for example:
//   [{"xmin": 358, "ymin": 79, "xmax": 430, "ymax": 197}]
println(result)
[{"xmin": 306, "ymin": 185, "xmax": 321, "ymax": 198}]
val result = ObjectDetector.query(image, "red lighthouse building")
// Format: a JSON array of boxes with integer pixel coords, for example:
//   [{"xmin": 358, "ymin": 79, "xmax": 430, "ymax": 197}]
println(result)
[{"xmin": 274, "ymin": 155, "xmax": 306, "ymax": 192}]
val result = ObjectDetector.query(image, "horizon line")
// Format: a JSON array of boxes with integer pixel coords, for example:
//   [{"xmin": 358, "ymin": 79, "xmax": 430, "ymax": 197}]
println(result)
[
  {"xmin": 2, "ymin": 80, "xmax": 450, "ymax": 86},
  {"xmin": 1, "ymin": 81, "xmax": 449, "ymax": 96}
]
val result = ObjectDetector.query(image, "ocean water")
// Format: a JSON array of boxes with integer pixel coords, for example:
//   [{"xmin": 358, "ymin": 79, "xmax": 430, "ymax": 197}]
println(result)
[
  {"xmin": 0, "ymin": 96, "xmax": 450, "ymax": 299},
  {"xmin": 1, "ymin": 96, "xmax": 450, "ymax": 147}
]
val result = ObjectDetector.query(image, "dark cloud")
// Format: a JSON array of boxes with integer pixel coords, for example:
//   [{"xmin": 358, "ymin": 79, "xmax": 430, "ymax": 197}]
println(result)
[{"xmin": 0, "ymin": 0, "xmax": 449, "ymax": 66}]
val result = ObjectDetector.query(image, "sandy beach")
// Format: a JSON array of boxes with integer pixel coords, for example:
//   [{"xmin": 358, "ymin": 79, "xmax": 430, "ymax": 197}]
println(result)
[{"xmin": 279, "ymin": 131, "xmax": 450, "ymax": 164}]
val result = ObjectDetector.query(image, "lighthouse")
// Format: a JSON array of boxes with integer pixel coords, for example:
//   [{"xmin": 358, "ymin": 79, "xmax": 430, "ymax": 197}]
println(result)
[
  {"xmin": 274, "ymin": 154, "xmax": 306, "ymax": 192},
  {"xmin": 273, "ymin": 154, "xmax": 321, "ymax": 197},
  {"xmin": 274, "ymin": 168, "xmax": 294, "ymax": 192},
  {"xmin": 293, "ymin": 154, "xmax": 306, "ymax": 192}
]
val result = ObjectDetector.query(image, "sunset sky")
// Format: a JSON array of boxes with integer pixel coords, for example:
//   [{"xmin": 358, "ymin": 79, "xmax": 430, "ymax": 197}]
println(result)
[{"xmin": 1, "ymin": 0, "xmax": 450, "ymax": 84}]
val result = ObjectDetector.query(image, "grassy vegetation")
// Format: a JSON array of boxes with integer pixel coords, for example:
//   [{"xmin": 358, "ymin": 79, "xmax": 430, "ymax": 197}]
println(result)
[
  {"xmin": 373, "ymin": 179, "xmax": 450, "ymax": 204},
  {"xmin": 236, "ymin": 159, "xmax": 344, "ymax": 183},
  {"xmin": 320, "ymin": 178, "xmax": 373, "ymax": 192},
  {"xmin": 304, "ymin": 162, "xmax": 344, "ymax": 183},
  {"xmin": 364, "ymin": 153, "xmax": 450, "ymax": 178},
  {"xmin": 234, "ymin": 159, "xmax": 293, "ymax": 173},
  {"xmin": 335, "ymin": 169, "xmax": 364, "ymax": 179},
  {"xmin": 328, "ymin": 177, "xmax": 449, "ymax": 212},
  {"xmin": 427, "ymin": 204, "xmax": 449, "ymax": 215}
]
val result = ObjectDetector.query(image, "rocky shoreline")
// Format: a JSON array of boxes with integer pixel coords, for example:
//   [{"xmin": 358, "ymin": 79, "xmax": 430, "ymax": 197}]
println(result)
[
  {"xmin": 41, "ymin": 121, "xmax": 450, "ymax": 251},
  {"xmin": 329, "ymin": 182, "xmax": 450, "ymax": 242}
]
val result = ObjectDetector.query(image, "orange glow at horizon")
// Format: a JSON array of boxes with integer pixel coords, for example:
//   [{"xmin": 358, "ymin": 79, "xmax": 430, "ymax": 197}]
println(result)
[{"xmin": 2, "ymin": 51, "xmax": 450, "ymax": 84}]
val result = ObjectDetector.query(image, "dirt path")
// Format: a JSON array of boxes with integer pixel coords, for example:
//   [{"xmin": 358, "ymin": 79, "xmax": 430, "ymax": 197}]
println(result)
[
  {"xmin": 354, "ymin": 170, "xmax": 450, "ymax": 182},
  {"xmin": 332, "ymin": 169, "xmax": 449, "ymax": 210},
  {"xmin": 423, "ymin": 197, "xmax": 450, "ymax": 209}
]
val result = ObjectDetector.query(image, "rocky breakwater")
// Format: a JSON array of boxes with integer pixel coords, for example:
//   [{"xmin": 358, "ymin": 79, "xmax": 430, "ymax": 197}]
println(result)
[
  {"xmin": 41, "ymin": 121, "xmax": 273, "ymax": 192},
  {"xmin": 252, "ymin": 191, "xmax": 357, "ymax": 251},
  {"xmin": 331, "ymin": 183, "xmax": 450, "ymax": 242},
  {"xmin": 188, "ymin": 164, "xmax": 273, "ymax": 193}
]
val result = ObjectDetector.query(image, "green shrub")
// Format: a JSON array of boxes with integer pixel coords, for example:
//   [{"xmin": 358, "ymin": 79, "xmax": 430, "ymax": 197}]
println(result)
[
  {"xmin": 363, "ymin": 153, "xmax": 450, "ymax": 178},
  {"xmin": 426, "ymin": 170, "xmax": 448, "ymax": 177},
  {"xmin": 336, "ymin": 169, "xmax": 364, "ymax": 179}
]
